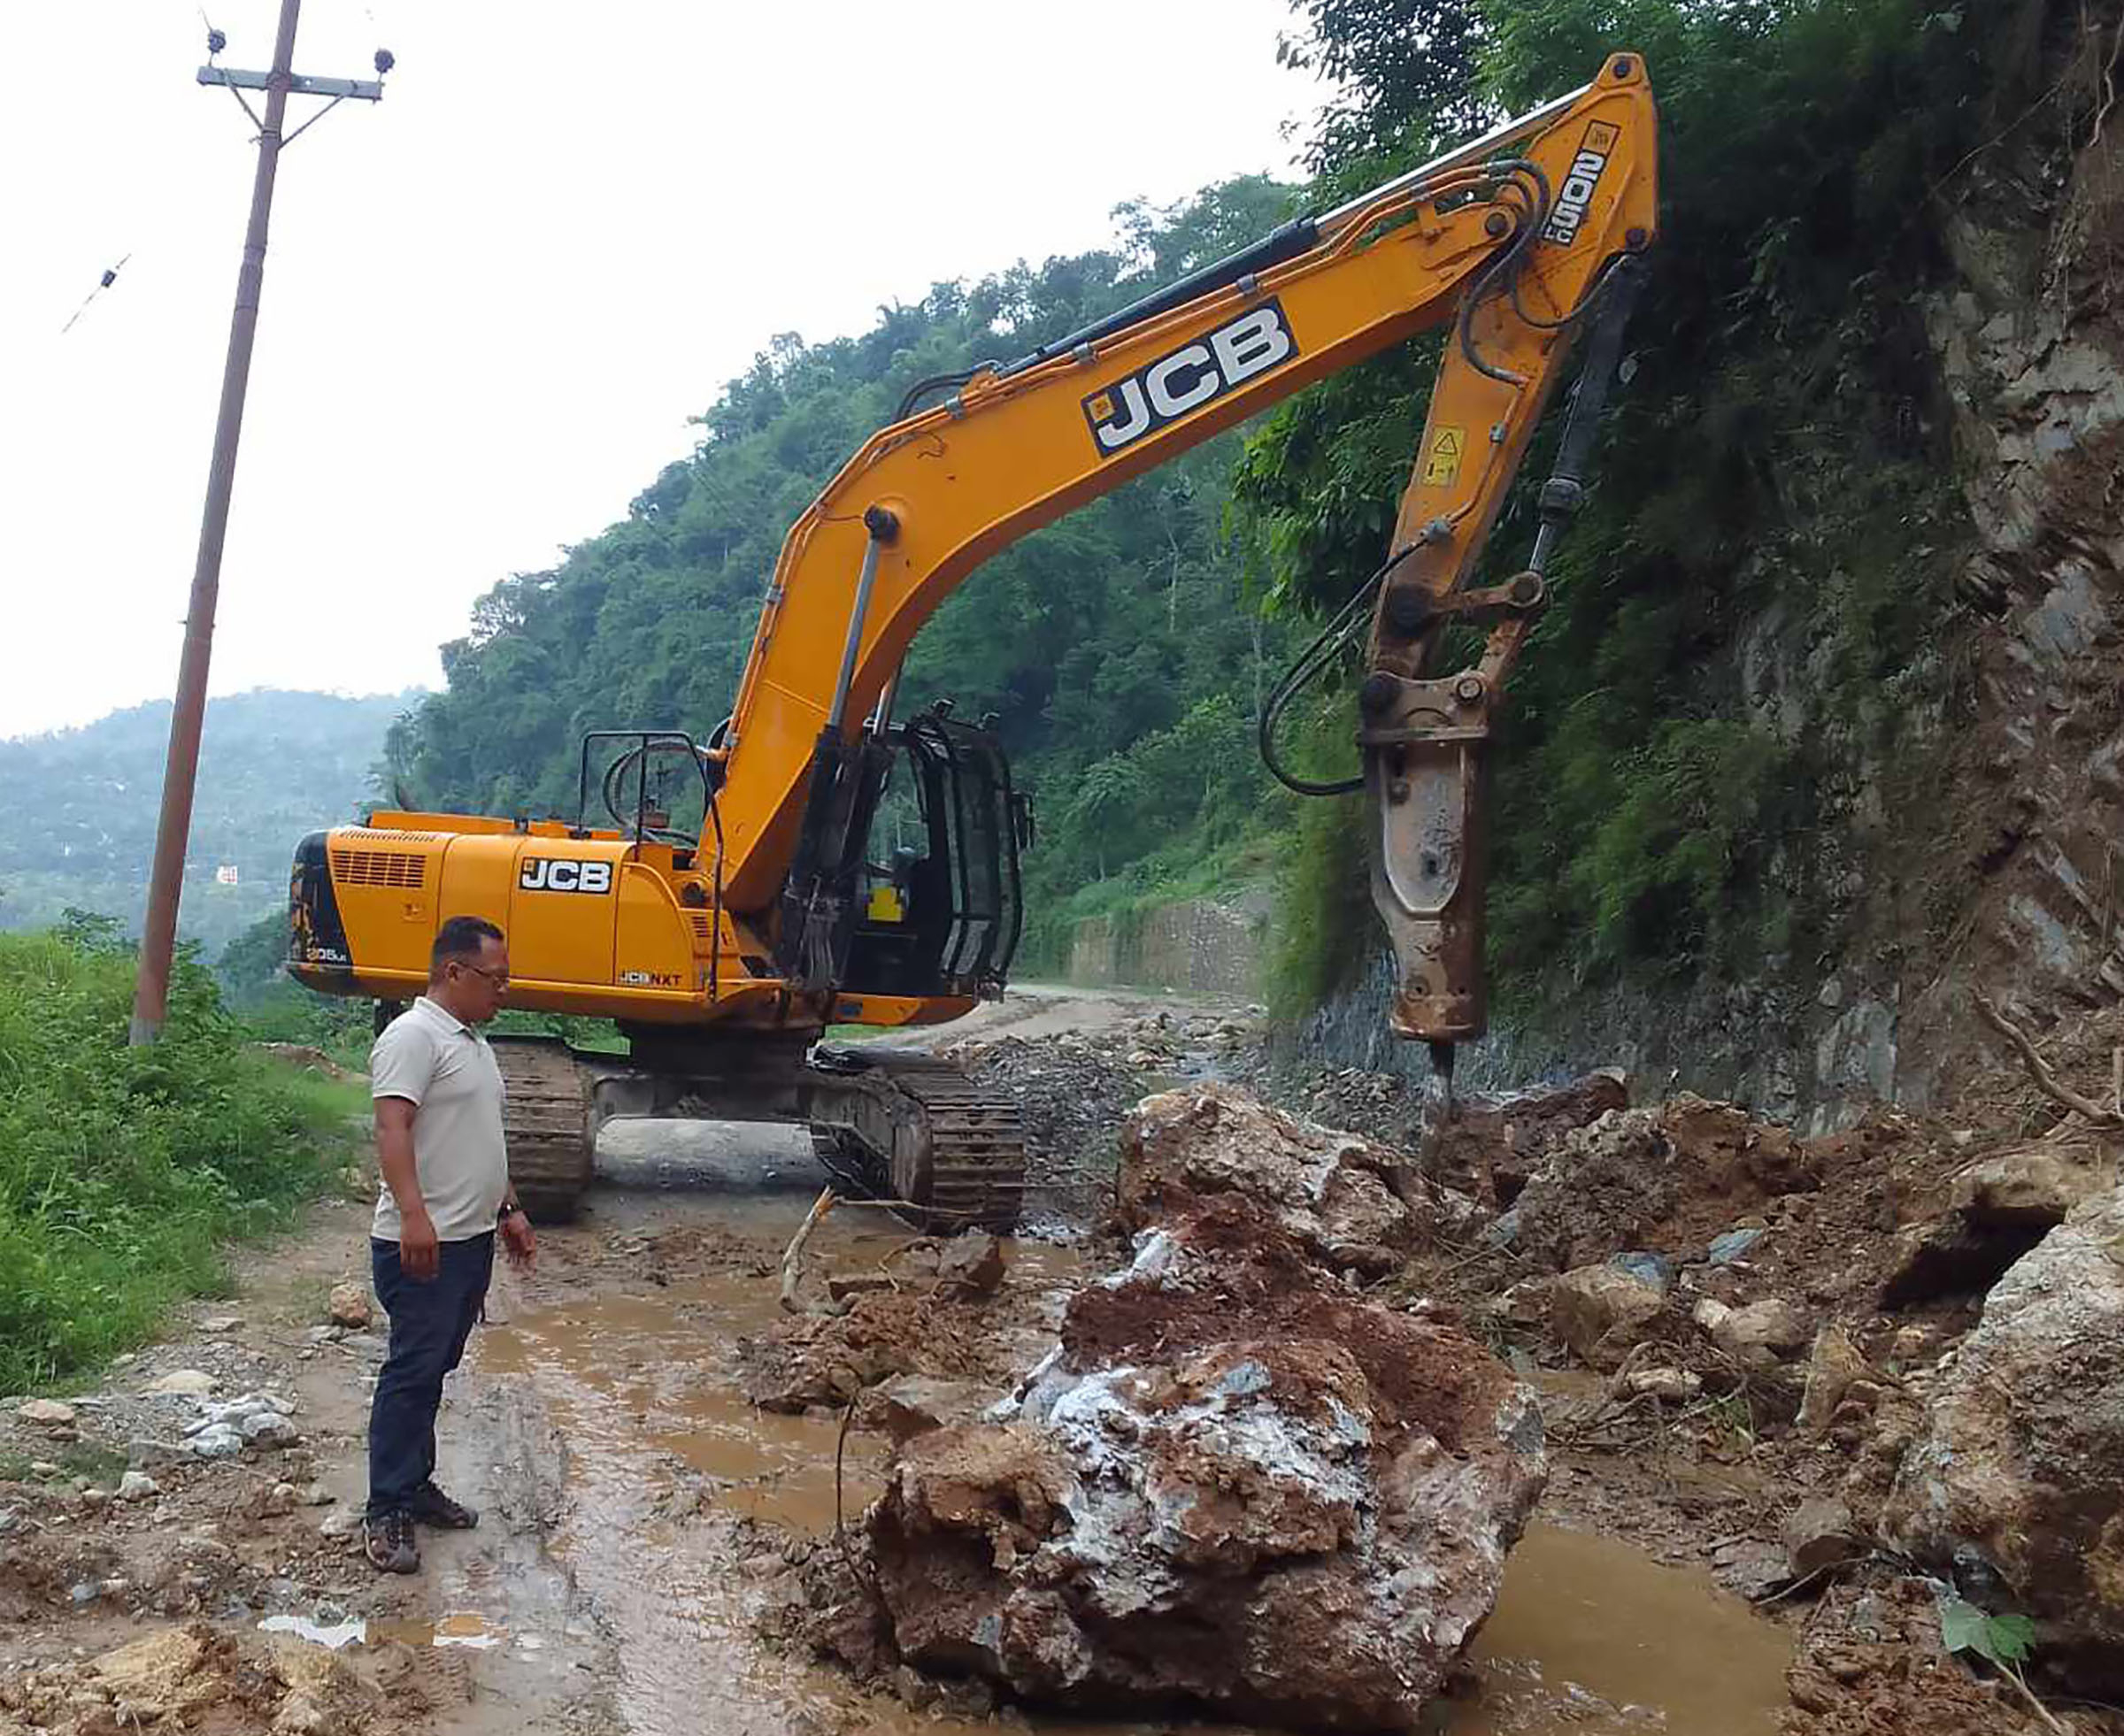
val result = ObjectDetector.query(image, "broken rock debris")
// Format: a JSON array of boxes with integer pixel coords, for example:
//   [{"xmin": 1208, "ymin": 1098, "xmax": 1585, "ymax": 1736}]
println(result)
[
  {"xmin": 1116, "ymin": 1081, "xmax": 1464, "ymax": 1275},
  {"xmin": 1550, "ymin": 1264, "xmax": 1666, "ymax": 1370},
  {"xmin": 326, "ymin": 1283, "xmax": 374, "ymax": 1331},
  {"xmin": 854, "ymin": 1085, "xmax": 1544, "ymax": 1727}
]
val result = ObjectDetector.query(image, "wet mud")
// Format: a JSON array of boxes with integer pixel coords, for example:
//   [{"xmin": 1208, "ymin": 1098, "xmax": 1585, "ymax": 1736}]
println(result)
[
  {"xmin": 1448, "ymin": 1526, "xmax": 1792, "ymax": 1734},
  {"xmin": 462, "ymin": 1172, "xmax": 1795, "ymax": 1736}
]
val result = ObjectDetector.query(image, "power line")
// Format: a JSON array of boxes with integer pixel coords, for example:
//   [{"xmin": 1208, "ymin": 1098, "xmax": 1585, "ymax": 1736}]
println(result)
[{"xmin": 58, "ymin": 254, "xmax": 132, "ymax": 335}]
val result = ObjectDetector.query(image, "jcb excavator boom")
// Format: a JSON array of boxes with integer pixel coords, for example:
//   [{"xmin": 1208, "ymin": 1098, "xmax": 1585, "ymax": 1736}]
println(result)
[{"xmin": 725, "ymin": 54, "xmax": 1656, "ymax": 1054}]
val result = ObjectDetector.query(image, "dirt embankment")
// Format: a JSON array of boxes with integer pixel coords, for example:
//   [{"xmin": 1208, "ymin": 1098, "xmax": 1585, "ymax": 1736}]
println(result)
[{"xmin": 768, "ymin": 996, "xmax": 2124, "ymax": 1735}]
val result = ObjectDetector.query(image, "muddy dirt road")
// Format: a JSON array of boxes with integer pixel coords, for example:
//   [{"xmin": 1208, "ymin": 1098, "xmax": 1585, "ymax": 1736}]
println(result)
[{"xmin": 12, "ymin": 981, "xmax": 2083, "ymax": 1736}]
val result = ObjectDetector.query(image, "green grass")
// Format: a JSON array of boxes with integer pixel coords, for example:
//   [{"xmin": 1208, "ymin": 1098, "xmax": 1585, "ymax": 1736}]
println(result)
[
  {"xmin": 1264, "ymin": 794, "xmax": 1373, "ymax": 1022},
  {"xmin": 488, "ymin": 1009, "xmax": 627, "ymax": 1055},
  {"xmin": 0, "ymin": 928, "xmax": 361, "ymax": 1393},
  {"xmin": 0, "ymin": 1440, "xmax": 129, "ymax": 1485}
]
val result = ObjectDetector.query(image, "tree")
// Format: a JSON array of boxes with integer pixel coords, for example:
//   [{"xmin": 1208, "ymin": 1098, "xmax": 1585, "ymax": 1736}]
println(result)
[
  {"xmin": 1278, "ymin": 0, "xmax": 1492, "ymax": 172},
  {"xmin": 218, "ymin": 910, "xmax": 290, "ymax": 1000},
  {"xmin": 1238, "ymin": 0, "xmax": 2048, "ymax": 1006}
]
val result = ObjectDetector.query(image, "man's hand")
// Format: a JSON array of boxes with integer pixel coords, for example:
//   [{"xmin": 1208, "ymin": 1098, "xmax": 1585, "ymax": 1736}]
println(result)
[
  {"xmin": 500, "ymin": 1208, "xmax": 537, "ymax": 1273},
  {"xmin": 399, "ymin": 1210, "xmax": 441, "ymax": 1282}
]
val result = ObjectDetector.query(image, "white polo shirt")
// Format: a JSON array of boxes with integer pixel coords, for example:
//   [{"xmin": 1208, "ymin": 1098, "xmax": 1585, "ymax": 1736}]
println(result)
[{"xmin": 370, "ymin": 996, "xmax": 510, "ymax": 1243}]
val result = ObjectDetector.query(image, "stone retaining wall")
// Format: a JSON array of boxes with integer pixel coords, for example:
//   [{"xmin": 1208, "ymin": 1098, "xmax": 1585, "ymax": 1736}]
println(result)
[{"xmin": 1065, "ymin": 891, "xmax": 1268, "ymax": 998}]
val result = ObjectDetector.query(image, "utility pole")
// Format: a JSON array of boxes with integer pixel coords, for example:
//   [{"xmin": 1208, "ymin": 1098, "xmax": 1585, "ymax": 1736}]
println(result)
[{"xmin": 129, "ymin": 5, "xmax": 389, "ymax": 1045}]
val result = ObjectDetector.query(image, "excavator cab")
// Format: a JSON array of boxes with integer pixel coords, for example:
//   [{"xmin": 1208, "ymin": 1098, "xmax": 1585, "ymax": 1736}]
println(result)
[
  {"xmin": 579, "ymin": 711, "xmax": 1029, "ymax": 1010},
  {"xmin": 843, "ymin": 708, "xmax": 1028, "ymax": 1004}
]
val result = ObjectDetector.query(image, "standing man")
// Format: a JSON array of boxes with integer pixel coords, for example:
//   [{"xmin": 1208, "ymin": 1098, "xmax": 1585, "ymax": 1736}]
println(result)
[{"xmin": 364, "ymin": 915, "xmax": 536, "ymax": 1575}]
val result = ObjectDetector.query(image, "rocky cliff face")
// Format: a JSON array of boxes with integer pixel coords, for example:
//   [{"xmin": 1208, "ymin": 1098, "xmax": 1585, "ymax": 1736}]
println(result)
[
  {"xmin": 1895, "ymin": 122, "xmax": 2124, "ymax": 1107},
  {"xmin": 1290, "ymin": 106, "xmax": 2124, "ymax": 1133}
]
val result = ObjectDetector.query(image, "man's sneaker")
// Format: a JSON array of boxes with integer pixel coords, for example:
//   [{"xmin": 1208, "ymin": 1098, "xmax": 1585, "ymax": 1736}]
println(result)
[
  {"xmin": 364, "ymin": 1509, "xmax": 419, "ymax": 1574},
  {"xmin": 410, "ymin": 1481, "xmax": 479, "ymax": 1530}
]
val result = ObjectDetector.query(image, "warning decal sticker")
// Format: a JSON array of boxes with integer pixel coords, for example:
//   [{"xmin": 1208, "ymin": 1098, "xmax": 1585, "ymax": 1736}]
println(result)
[{"xmin": 1421, "ymin": 426, "xmax": 1466, "ymax": 488}]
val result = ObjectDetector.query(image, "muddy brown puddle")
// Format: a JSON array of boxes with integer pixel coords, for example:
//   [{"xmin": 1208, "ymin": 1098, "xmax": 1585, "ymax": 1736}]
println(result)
[{"xmin": 472, "ymin": 1194, "xmax": 1790, "ymax": 1736}]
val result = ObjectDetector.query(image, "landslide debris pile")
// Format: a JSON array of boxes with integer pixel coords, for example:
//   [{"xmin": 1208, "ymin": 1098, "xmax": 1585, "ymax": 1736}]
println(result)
[
  {"xmin": 800, "ymin": 1085, "xmax": 1545, "ymax": 1728},
  {"xmin": 735, "ymin": 1230, "xmax": 1027, "ymax": 1414},
  {"xmin": 942, "ymin": 1006, "xmax": 1262, "ymax": 1220},
  {"xmin": 1425, "ymin": 1036, "xmax": 2124, "ymax": 1717},
  {"xmin": 764, "ymin": 1003, "xmax": 2124, "ymax": 1726}
]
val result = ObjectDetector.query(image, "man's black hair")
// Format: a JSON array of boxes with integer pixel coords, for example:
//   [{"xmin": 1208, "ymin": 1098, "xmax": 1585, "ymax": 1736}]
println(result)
[{"xmin": 430, "ymin": 915, "xmax": 504, "ymax": 975}]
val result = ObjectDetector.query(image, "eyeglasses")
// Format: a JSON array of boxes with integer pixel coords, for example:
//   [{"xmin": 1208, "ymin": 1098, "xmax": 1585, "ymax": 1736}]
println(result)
[{"xmin": 455, "ymin": 962, "xmax": 510, "ymax": 989}]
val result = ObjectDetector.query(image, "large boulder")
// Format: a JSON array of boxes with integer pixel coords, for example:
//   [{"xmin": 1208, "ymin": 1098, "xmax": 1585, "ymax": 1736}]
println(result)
[
  {"xmin": 1887, "ymin": 1184, "xmax": 2124, "ymax": 1683},
  {"xmin": 1782, "ymin": 1495, "xmax": 1859, "ymax": 1579},
  {"xmin": 866, "ymin": 1087, "xmax": 1545, "ymax": 1728},
  {"xmin": 1882, "ymin": 1141, "xmax": 2110, "ymax": 1306},
  {"xmin": 1708, "ymin": 1298, "xmax": 1812, "ymax": 1368},
  {"xmin": 858, "ymin": 1375, "xmax": 1007, "ymax": 1446},
  {"xmin": 1796, "ymin": 1325, "xmax": 1874, "ymax": 1434},
  {"xmin": 1549, "ymin": 1264, "xmax": 1665, "ymax": 1369},
  {"xmin": 1117, "ymin": 1084, "xmax": 1443, "ymax": 1276},
  {"xmin": 1949, "ymin": 1144, "xmax": 2112, "ymax": 1227},
  {"xmin": 740, "ymin": 1291, "xmax": 981, "ymax": 1413}
]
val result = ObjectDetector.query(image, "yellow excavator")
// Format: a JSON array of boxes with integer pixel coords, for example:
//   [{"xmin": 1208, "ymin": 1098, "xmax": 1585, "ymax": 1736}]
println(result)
[{"xmin": 289, "ymin": 55, "xmax": 1659, "ymax": 1225}]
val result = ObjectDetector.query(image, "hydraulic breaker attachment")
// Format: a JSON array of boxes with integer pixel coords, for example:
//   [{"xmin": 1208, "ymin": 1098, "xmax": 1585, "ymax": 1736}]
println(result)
[
  {"xmin": 1361, "ymin": 575, "xmax": 1546, "ymax": 1048},
  {"xmin": 1364, "ymin": 255, "xmax": 1648, "ymax": 1064}
]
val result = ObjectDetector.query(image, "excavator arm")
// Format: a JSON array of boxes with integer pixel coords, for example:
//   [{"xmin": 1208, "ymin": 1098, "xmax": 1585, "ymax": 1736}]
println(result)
[
  {"xmin": 1359, "ymin": 227, "xmax": 1647, "ymax": 1074},
  {"xmin": 714, "ymin": 52, "xmax": 1658, "ymax": 1052}
]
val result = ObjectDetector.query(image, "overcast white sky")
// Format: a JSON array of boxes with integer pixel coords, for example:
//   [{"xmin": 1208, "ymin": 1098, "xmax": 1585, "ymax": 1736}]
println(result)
[{"xmin": 0, "ymin": 1, "xmax": 1315, "ymax": 741}]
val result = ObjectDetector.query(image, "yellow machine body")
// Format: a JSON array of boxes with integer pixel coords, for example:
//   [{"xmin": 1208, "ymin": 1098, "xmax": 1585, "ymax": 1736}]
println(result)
[{"xmin": 292, "ymin": 815, "xmax": 963, "ymax": 1030}]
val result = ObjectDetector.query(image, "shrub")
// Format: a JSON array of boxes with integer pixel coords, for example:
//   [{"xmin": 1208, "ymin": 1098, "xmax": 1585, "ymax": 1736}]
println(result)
[{"xmin": 0, "ymin": 930, "xmax": 358, "ymax": 1390}]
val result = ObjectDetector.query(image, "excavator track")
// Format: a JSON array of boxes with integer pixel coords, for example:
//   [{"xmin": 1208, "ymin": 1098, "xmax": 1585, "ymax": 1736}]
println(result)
[
  {"xmin": 809, "ymin": 1048, "xmax": 1025, "ymax": 1234},
  {"xmin": 483, "ymin": 1033, "xmax": 1019, "ymax": 1232},
  {"xmin": 885, "ymin": 1056, "xmax": 1027, "ymax": 1233},
  {"xmin": 490, "ymin": 1034, "xmax": 595, "ymax": 1223}
]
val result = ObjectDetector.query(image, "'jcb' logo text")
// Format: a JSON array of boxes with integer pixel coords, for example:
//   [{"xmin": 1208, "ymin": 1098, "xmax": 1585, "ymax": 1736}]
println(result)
[
  {"xmin": 519, "ymin": 857, "xmax": 612, "ymax": 895},
  {"xmin": 1083, "ymin": 301, "xmax": 1298, "ymax": 457},
  {"xmin": 1542, "ymin": 120, "xmax": 1620, "ymax": 248}
]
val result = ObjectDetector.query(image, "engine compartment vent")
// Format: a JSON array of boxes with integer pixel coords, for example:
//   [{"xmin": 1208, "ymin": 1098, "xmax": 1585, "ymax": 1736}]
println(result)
[{"xmin": 332, "ymin": 849, "xmax": 427, "ymax": 889}]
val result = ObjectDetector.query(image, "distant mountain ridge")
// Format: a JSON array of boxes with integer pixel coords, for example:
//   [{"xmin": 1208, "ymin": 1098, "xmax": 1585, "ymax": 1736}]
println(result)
[{"xmin": 0, "ymin": 687, "xmax": 420, "ymax": 956}]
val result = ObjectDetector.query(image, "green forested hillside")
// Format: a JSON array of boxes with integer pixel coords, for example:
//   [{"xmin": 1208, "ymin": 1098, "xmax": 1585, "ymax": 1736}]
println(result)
[
  {"xmin": 0, "ymin": 689, "xmax": 417, "ymax": 957},
  {"xmin": 381, "ymin": 0, "xmax": 2074, "ymax": 1013}
]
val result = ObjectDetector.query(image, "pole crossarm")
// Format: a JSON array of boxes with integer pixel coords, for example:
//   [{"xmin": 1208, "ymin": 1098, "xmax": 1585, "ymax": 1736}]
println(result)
[{"xmin": 196, "ymin": 65, "xmax": 384, "ymax": 101}]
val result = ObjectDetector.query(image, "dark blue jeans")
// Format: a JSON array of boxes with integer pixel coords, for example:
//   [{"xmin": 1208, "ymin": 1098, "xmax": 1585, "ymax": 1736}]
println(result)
[{"xmin": 367, "ymin": 1233, "xmax": 493, "ymax": 1518}]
